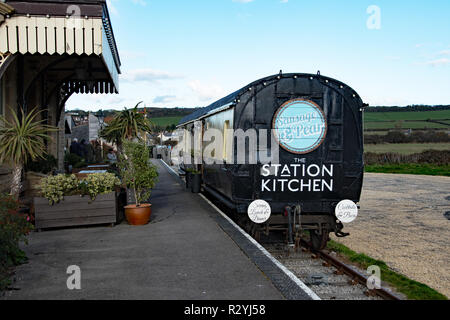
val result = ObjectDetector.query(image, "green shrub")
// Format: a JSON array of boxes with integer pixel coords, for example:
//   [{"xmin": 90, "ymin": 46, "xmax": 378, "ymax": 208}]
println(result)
[
  {"xmin": 118, "ymin": 140, "xmax": 158, "ymax": 206},
  {"xmin": 64, "ymin": 153, "xmax": 86, "ymax": 168},
  {"xmin": 0, "ymin": 194, "xmax": 33, "ymax": 291},
  {"xmin": 364, "ymin": 130, "xmax": 450, "ymax": 144},
  {"xmin": 364, "ymin": 150, "xmax": 450, "ymax": 165},
  {"xmin": 78, "ymin": 173, "xmax": 121, "ymax": 201},
  {"xmin": 40, "ymin": 174, "xmax": 78, "ymax": 205},
  {"xmin": 40, "ymin": 172, "xmax": 121, "ymax": 205},
  {"xmin": 25, "ymin": 154, "xmax": 57, "ymax": 174}
]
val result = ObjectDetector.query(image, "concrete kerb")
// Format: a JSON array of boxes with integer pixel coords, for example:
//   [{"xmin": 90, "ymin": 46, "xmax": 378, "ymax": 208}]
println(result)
[{"xmin": 159, "ymin": 159, "xmax": 321, "ymax": 300}]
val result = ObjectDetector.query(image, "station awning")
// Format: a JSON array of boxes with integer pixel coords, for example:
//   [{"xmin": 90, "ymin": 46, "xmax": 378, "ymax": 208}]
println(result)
[{"xmin": 0, "ymin": 0, "xmax": 121, "ymax": 92}]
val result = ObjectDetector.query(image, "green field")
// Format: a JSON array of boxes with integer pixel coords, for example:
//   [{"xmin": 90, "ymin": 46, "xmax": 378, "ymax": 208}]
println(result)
[
  {"xmin": 148, "ymin": 110, "xmax": 450, "ymax": 131},
  {"xmin": 364, "ymin": 110, "xmax": 450, "ymax": 121},
  {"xmin": 364, "ymin": 143, "xmax": 450, "ymax": 154},
  {"xmin": 150, "ymin": 116, "xmax": 182, "ymax": 127},
  {"xmin": 365, "ymin": 164, "xmax": 450, "ymax": 176},
  {"xmin": 364, "ymin": 121, "xmax": 449, "ymax": 130},
  {"xmin": 364, "ymin": 110, "xmax": 450, "ymax": 130}
]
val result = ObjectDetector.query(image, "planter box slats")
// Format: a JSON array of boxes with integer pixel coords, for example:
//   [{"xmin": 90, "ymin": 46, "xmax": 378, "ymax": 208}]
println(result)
[
  {"xmin": 34, "ymin": 198, "xmax": 115, "ymax": 213},
  {"xmin": 34, "ymin": 192, "xmax": 118, "ymax": 230},
  {"xmin": 34, "ymin": 192, "xmax": 115, "ymax": 206},
  {"xmin": 35, "ymin": 215, "xmax": 116, "ymax": 229},
  {"xmin": 36, "ymin": 206, "xmax": 116, "ymax": 220}
]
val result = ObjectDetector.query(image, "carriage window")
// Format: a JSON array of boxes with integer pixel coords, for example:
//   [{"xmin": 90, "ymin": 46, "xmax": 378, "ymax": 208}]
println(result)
[{"xmin": 223, "ymin": 120, "xmax": 230, "ymax": 162}]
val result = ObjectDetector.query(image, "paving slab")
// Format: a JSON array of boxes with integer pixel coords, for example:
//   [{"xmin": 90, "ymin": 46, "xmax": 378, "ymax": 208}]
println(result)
[{"xmin": 3, "ymin": 160, "xmax": 285, "ymax": 300}]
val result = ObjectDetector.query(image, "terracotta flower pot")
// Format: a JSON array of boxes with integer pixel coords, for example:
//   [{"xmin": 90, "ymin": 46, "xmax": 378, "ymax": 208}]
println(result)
[{"xmin": 124, "ymin": 203, "xmax": 152, "ymax": 225}]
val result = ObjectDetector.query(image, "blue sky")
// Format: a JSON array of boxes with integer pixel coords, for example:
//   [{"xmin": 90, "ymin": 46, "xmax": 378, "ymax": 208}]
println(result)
[{"xmin": 67, "ymin": 0, "xmax": 450, "ymax": 111}]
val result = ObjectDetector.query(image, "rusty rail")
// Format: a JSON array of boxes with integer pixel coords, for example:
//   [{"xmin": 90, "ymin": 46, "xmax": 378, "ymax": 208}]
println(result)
[{"xmin": 300, "ymin": 239, "xmax": 402, "ymax": 300}]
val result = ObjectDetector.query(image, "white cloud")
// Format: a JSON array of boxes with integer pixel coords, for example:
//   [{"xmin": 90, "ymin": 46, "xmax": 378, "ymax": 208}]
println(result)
[
  {"xmin": 120, "ymin": 50, "xmax": 147, "ymax": 60},
  {"xmin": 364, "ymin": 95, "xmax": 415, "ymax": 107},
  {"xmin": 121, "ymin": 68, "xmax": 181, "ymax": 83},
  {"xmin": 415, "ymin": 43, "xmax": 425, "ymax": 48},
  {"xmin": 280, "ymin": 0, "xmax": 289, "ymax": 3},
  {"xmin": 66, "ymin": 94, "xmax": 128, "ymax": 111},
  {"xmin": 438, "ymin": 50, "xmax": 450, "ymax": 56},
  {"xmin": 425, "ymin": 58, "xmax": 450, "ymax": 66},
  {"xmin": 153, "ymin": 95, "xmax": 177, "ymax": 104},
  {"xmin": 105, "ymin": 95, "xmax": 125, "ymax": 104},
  {"xmin": 188, "ymin": 80, "xmax": 226, "ymax": 102},
  {"xmin": 232, "ymin": 0, "xmax": 255, "ymax": 3},
  {"xmin": 106, "ymin": 0, "xmax": 119, "ymax": 16}
]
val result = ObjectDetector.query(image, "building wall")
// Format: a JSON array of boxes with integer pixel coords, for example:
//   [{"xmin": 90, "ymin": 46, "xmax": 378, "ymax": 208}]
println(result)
[
  {"xmin": 0, "ymin": 55, "xmax": 68, "ymax": 187},
  {"xmin": 0, "ymin": 57, "xmax": 17, "ymax": 193},
  {"xmin": 88, "ymin": 113, "xmax": 100, "ymax": 141}
]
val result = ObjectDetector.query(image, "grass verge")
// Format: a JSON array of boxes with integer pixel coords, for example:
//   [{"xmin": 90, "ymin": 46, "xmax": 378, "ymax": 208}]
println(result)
[
  {"xmin": 365, "ymin": 163, "xmax": 450, "ymax": 176},
  {"xmin": 326, "ymin": 240, "xmax": 448, "ymax": 300},
  {"xmin": 364, "ymin": 143, "xmax": 450, "ymax": 155}
]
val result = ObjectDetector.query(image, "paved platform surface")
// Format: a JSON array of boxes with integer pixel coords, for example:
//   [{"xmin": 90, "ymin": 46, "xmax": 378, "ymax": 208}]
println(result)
[
  {"xmin": 332, "ymin": 173, "xmax": 450, "ymax": 298},
  {"xmin": 3, "ymin": 160, "xmax": 286, "ymax": 300}
]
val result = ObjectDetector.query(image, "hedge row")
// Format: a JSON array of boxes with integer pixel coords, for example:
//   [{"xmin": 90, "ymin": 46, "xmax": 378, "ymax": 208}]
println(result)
[
  {"xmin": 364, "ymin": 150, "xmax": 450, "ymax": 165},
  {"xmin": 364, "ymin": 130, "xmax": 450, "ymax": 144}
]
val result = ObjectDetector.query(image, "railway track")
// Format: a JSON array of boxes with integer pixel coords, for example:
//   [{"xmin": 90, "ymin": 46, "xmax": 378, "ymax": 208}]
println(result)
[
  {"xmin": 166, "ymin": 163, "xmax": 402, "ymax": 301},
  {"xmin": 200, "ymin": 189, "xmax": 401, "ymax": 300},
  {"xmin": 261, "ymin": 238, "xmax": 401, "ymax": 300}
]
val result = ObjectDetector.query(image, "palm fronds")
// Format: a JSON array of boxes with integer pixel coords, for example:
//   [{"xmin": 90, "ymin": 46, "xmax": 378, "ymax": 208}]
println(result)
[
  {"xmin": 0, "ymin": 107, "xmax": 58, "ymax": 166},
  {"xmin": 100, "ymin": 101, "xmax": 153, "ymax": 144},
  {"xmin": 0, "ymin": 107, "xmax": 58, "ymax": 197}
]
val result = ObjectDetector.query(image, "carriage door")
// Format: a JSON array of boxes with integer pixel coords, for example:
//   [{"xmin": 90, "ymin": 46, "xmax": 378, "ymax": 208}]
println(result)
[{"xmin": 193, "ymin": 120, "xmax": 203, "ymax": 167}]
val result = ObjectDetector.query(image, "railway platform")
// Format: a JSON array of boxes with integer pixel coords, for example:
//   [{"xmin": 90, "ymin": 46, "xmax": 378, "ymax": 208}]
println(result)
[{"xmin": 3, "ymin": 159, "xmax": 317, "ymax": 300}]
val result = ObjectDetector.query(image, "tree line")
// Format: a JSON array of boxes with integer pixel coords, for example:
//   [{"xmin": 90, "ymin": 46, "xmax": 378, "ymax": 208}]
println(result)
[{"xmin": 365, "ymin": 105, "xmax": 450, "ymax": 112}]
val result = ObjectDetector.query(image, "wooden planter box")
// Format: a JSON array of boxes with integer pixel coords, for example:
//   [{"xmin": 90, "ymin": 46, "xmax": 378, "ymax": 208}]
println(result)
[{"xmin": 34, "ymin": 192, "xmax": 119, "ymax": 231}]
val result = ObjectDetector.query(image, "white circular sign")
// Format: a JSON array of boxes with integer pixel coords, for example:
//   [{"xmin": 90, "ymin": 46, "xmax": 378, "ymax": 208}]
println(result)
[
  {"xmin": 248, "ymin": 200, "xmax": 271, "ymax": 224},
  {"xmin": 272, "ymin": 99, "xmax": 327, "ymax": 154},
  {"xmin": 335, "ymin": 200, "xmax": 358, "ymax": 223}
]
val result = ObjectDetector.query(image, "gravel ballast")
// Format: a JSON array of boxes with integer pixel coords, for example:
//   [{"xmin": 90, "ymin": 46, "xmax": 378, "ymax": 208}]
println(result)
[{"xmin": 332, "ymin": 173, "xmax": 450, "ymax": 298}]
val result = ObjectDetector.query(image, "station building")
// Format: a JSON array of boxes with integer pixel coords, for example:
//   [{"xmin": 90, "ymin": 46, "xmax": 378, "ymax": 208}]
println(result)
[{"xmin": 0, "ymin": 0, "xmax": 121, "ymax": 193}]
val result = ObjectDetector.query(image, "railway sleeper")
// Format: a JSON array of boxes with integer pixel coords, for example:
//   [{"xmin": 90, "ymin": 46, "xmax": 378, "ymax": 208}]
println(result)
[{"xmin": 255, "ymin": 210, "xmax": 348, "ymax": 250}]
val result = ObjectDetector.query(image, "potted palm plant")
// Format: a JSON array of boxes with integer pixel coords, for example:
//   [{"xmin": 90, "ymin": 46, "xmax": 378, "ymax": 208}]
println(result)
[
  {"xmin": 118, "ymin": 140, "xmax": 158, "ymax": 225},
  {"xmin": 99, "ymin": 101, "xmax": 153, "ymax": 153},
  {"xmin": 0, "ymin": 107, "xmax": 58, "ymax": 199},
  {"xmin": 190, "ymin": 169, "xmax": 202, "ymax": 193},
  {"xmin": 184, "ymin": 167, "xmax": 194, "ymax": 189}
]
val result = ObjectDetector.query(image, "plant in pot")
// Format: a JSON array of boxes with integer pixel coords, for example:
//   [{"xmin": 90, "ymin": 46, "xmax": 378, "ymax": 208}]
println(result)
[
  {"xmin": 36, "ymin": 172, "xmax": 122, "ymax": 229},
  {"xmin": 99, "ymin": 101, "xmax": 153, "ymax": 153},
  {"xmin": 0, "ymin": 107, "xmax": 58, "ymax": 199},
  {"xmin": 184, "ymin": 167, "xmax": 194, "ymax": 189},
  {"xmin": 118, "ymin": 140, "xmax": 158, "ymax": 225},
  {"xmin": 190, "ymin": 169, "xmax": 202, "ymax": 193}
]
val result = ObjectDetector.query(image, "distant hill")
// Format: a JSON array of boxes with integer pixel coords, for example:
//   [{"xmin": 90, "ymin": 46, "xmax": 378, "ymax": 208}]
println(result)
[
  {"xmin": 67, "ymin": 105, "xmax": 450, "ymax": 131},
  {"xmin": 143, "ymin": 107, "xmax": 201, "ymax": 118},
  {"xmin": 366, "ymin": 105, "xmax": 450, "ymax": 112},
  {"xmin": 68, "ymin": 104, "xmax": 449, "ymax": 117},
  {"xmin": 66, "ymin": 107, "xmax": 200, "ymax": 131},
  {"xmin": 67, "ymin": 107, "xmax": 200, "ymax": 118}
]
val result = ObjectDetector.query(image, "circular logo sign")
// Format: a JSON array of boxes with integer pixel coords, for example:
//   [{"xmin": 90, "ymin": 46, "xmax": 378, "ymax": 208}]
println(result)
[
  {"xmin": 272, "ymin": 99, "xmax": 327, "ymax": 154},
  {"xmin": 335, "ymin": 200, "xmax": 358, "ymax": 223},
  {"xmin": 248, "ymin": 200, "xmax": 271, "ymax": 224}
]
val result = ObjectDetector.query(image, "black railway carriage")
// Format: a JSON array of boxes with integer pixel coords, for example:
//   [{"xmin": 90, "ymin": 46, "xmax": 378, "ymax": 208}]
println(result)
[{"xmin": 177, "ymin": 72, "xmax": 365, "ymax": 249}]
